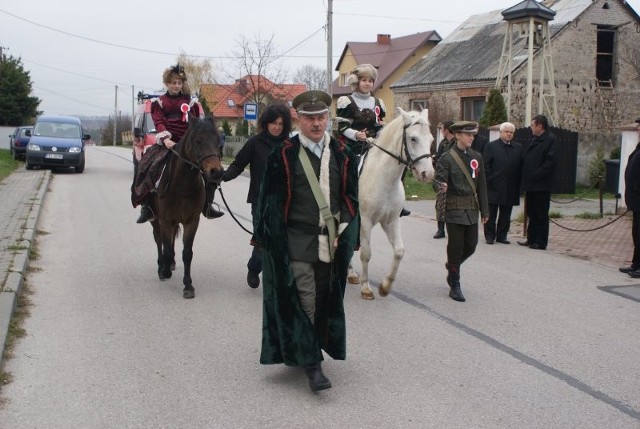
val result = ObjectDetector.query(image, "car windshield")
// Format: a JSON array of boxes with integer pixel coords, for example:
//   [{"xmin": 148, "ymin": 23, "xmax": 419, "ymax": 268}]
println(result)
[{"xmin": 35, "ymin": 122, "xmax": 80, "ymax": 139}]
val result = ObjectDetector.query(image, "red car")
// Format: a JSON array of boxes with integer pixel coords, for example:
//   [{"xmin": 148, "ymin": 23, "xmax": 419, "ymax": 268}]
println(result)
[{"xmin": 132, "ymin": 92, "xmax": 161, "ymax": 166}]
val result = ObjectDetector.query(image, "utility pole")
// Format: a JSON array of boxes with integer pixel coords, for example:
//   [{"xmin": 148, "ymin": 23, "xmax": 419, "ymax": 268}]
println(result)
[
  {"xmin": 113, "ymin": 85, "xmax": 118, "ymax": 146},
  {"xmin": 326, "ymin": 0, "xmax": 333, "ymax": 96},
  {"xmin": 131, "ymin": 85, "xmax": 135, "ymax": 133}
]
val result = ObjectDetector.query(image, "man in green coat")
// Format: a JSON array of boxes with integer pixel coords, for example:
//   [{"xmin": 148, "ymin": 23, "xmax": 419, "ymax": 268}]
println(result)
[
  {"xmin": 433, "ymin": 121, "xmax": 489, "ymax": 302},
  {"xmin": 254, "ymin": 90, "xmax": 359, "ymax": 392}
]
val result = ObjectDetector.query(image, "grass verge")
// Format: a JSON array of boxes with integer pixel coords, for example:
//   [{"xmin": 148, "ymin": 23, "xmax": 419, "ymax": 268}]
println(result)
[{"xmin": 0, "ymin": 149, "xmax": 22, "ymax": 183}]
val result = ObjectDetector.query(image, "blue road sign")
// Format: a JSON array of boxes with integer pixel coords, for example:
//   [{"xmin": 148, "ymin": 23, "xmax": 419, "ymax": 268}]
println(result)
[{"xmin": 244, "ymin": 103, "xmax": 258, "ymax": 120}]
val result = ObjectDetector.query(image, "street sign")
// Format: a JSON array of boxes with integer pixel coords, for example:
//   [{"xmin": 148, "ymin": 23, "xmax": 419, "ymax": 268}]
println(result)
[{"xmin": 244, "ymin": 103, "xmax": 258, "ymax": 120}]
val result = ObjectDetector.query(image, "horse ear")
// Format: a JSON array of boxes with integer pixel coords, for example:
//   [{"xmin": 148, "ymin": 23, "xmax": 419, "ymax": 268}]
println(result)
[
  {"xmin": 420, "ymin": 108, "xmax": 430, "ymax": 122},
  {"xmin": 396, "ymin": 107, "xmax": 411, "ymax": 125}
]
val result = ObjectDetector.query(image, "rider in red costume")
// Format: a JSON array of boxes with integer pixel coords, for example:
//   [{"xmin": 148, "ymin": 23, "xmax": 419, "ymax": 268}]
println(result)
[{"xmin": 133, "ymin": 64, "xmax": 223, "ymax": 223}]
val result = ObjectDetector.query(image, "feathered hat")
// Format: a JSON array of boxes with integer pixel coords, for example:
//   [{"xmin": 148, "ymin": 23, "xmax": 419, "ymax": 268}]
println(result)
[
  {"xmin": 163, "ymin": 64, "xmax": 187, "ymax": 84},
  {"xmin": 346, "ymin": 64, "xmax": 378, "ymax": 91}
]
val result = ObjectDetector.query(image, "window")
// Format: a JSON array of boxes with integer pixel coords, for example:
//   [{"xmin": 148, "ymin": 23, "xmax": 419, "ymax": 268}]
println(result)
[
  {"xmin": 227, "ymin": 99, "xmax": 235, "ymax": 107},
  {"xmin": 462, "ymin": 97, "xmax": 485, "ymax": 121},
  {"xmin": 340, "ymin": 73, "xmax": 349, "ymax": 86},
  {"xmin": 596, "ymin": 26, "xmax": 616, "ymax": 86},
  {"xmin": 410, "ymin": 99, "xmax": 428, "ymax": 111}
]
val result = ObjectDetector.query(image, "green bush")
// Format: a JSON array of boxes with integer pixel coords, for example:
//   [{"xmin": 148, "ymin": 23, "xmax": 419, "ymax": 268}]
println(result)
[
  {"xmin": 587, "ymin": 145, "xmax": 605, "ymax": 188},
  {"xmin": 609, "ymin": 146, "xmax": 621, "ymax": 160}
]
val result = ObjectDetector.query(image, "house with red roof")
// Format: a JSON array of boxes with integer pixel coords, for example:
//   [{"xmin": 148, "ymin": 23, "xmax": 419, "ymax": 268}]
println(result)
[{"xmin": 200, "ymin": 75, "xmax": 307, "ymax": 133}]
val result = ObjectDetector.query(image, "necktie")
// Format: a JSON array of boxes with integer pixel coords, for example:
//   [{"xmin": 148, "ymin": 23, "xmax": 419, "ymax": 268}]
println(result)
[{"xmin": 313, "ymin": 145, "xmax": 322, "ymax": 158}]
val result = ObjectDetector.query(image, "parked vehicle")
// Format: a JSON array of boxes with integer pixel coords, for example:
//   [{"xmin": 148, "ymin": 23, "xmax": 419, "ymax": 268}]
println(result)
[
  {"xmin": 9, "ymin": 125, "xmax": 33, "ymax": 160},
  {"xmin": 25, "ymin": 115, "xmax": 89, "ymax": 173},
  {"xmin": 133, "ymin": 92, "xmax": 160, "ymax": 167}
]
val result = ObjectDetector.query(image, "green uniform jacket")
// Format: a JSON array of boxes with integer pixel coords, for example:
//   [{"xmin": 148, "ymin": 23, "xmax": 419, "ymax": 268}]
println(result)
[
  {"xmin": 434, "ymin": 145, "xmax": 489, "ymax": 225},
  {"xmin": 254, "ymin": 135, "xmax": 359, "ymax": 367}
]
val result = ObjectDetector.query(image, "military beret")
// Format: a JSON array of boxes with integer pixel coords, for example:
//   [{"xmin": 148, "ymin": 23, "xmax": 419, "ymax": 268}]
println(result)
[
  {"xmin": 292, "ymin": 90, "xmax": 332, "ymax": 115},
  {"xmin": 450, "ymin": 121, "xmax": 479, "ymax": 134}
]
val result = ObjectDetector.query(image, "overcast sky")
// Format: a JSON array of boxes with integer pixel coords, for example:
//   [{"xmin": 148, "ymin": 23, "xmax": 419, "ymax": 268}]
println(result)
[{"xmin": 2, "ymin": 0, "xmax": 639, "ymax": 117}]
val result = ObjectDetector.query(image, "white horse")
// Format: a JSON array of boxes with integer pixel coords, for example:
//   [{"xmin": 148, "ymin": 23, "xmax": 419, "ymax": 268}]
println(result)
[{"xmin": 347, "ymin": 107, "xmax": 435, "ymax": 300}]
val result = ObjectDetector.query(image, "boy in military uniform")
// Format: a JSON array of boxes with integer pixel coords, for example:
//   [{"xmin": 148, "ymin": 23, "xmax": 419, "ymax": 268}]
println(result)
[{"xmin": 433, "ymin": 121, "xmax": 489, "ymax": 302}]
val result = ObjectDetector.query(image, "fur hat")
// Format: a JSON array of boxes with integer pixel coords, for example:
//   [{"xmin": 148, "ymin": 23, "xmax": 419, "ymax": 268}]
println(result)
[{"xmin": 347, "ymin": 64, "xmax": 378, "ymax": 91}]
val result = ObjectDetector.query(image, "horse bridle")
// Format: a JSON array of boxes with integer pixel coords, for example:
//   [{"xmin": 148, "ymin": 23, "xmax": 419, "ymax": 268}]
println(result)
[
  {"xmin": 170, "ymin": 129, "xmax": 222, "ymax": 174},
  {"xmin": 368, "ymin": 119, "xmax": 432, "ymax": 169}
]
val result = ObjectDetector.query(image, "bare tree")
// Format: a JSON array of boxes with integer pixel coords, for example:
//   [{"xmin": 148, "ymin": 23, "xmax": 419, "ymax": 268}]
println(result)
[
  {"xmin": 176, "ymin": 51, "xmax": 216, "ymax": 96},
  {"xmin": 620, "ymin": 39, "xmax": 640, "ymax": 82},
  {"xmin": 225, "ymin": 34, "xmax": 288, "ymax": 107},
  {"xmin": 293, "ymin": 64, "xmax": 324, "ymax": 90}
]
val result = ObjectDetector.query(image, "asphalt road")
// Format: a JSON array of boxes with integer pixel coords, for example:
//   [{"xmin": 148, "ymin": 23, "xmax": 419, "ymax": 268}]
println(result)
[{"xmin": 0, "ymin": 146, "xmax": 639, "ymax": 428}]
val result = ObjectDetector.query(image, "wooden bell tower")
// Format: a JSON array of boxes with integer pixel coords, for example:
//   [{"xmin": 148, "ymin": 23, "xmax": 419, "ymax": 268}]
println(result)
[{"xmin": 495, "ymin": 0, "xmax": 558, "ymax": 126}]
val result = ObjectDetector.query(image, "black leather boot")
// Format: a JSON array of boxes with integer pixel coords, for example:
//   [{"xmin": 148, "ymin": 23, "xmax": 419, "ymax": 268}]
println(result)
[
  {"xmin": 433, "ymin": 222, "xmax": 445, "ymax": 239},
  {"xmin": 304, "ymin": 362, "xmax": 331, "ymax": 392},
  {"xmin": 136, "ymin": 204, "xmax": 155, "ymax": 223},
  {"xmin": 400, "ymin": 208, "xmax": 411, "ymax": 217},
  {"xmin": 447, "ymin": 264, "xmax": 466, "ymax": 302},
  {"xmin": 136, "ymin": 194, "xmax": 156, "ymax": 223},
  {"xmin": 202, "ymin": 184, "xmax": 224, "ymax": 219}
]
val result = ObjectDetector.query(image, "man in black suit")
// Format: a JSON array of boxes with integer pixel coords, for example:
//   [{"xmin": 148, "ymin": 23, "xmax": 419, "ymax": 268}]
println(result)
[
  {"xmin": 482, "ymin": 122, "xmax": 524, "ymax": 244},
  {"xmin": 518, "ymin": 115, "xmax": 558, "ymax": 250},
  {"xmin": 622, "ymin": 117, "xmax": 640, "ymax": 277}
]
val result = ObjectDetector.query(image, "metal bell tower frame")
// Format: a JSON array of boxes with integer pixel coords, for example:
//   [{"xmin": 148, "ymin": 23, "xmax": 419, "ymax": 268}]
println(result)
[{"xmin": 496, "ymin": 1, "xmax": 558, "ymax": 126}]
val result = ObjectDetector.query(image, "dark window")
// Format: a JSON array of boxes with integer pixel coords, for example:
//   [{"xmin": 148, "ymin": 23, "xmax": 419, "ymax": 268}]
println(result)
[
  {"xmin": 596, "ymin": 26, "xmax": 616, "ymax": 86},
  {"xmin": 410, "ymin": 99, "xmax": 428, "ymax": 111},
  {"xmin": 462, "ymin": 97, "xmax": 485, "ymax": 121}
]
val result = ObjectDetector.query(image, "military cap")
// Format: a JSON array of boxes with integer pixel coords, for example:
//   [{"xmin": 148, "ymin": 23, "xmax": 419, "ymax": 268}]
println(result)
[
  {"xmin": 450, "ymin": 121, "xmax": 479, "ymax": 134},
  {"xmin": 292, "ymin": 90, "xmax": 332, "ymax": 115}
]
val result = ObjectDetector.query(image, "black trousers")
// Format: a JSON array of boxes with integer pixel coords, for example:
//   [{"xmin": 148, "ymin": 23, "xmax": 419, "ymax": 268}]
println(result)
[
  {"xmin": 632, "ymin": 210, "xmax": 640, "ymax": 268},
  {"xmin": 525, "ymin": 191, "xmax": 550, "ymax": 248},
  {"xmin": 484, "ymin": 203, "xmax": 514, "ymax": 241},
  {"xmin": 446, "ymin": 222, "xmax": 478, "ymax": 266},
  {"xmin": 248, "ymin": 202, "xmax": 263, "ymax": 273}
]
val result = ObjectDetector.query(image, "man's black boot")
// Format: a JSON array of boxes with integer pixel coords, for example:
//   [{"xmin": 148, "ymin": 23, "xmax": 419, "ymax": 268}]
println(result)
[
  {"xmin": 447, "ymin": 264, "xmax": 465, "ymax": 302},
  {"xmin": 136, "ymin": 205, "xmax": 155, "ymax": 223},
  {"xmin": 247, "ymin": 270, "xmax": 260, "ymax": 288},
  {"xmin": 433, "ymin": 222, "xmax": 445, "ymax": 239},
  {"xmin": 400, "ymin": 208, "xmax": 411, "ymax": 217},
  {"xmin": 304, "ymin": 363, "xmax": 331, "ymax": 392}
]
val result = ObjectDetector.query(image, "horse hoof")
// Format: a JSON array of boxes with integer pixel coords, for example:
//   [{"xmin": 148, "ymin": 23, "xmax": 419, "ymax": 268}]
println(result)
[
  {"xmin": 379, "ymin": 286, "xmax": 391, "ymax": 297},
  {"xmin": 361, "ymin": 290, "xmax": 375, "ymax": 300},
  {"xmin": 347, "ymin": 275, "xmax": 360, "ymax": 285},
  {"xmin": 158, "ymin": 271, "xmax": 171, "ymax": 280},
  {"xmin": 183, "ymin": 290, "xmax": 195, "ymax": 299}
]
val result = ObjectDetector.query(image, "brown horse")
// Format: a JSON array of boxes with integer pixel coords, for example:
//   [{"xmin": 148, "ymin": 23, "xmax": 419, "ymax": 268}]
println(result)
[{"xmin": 150, "ymin": 115, "xmax": 223, "ymax": 298}]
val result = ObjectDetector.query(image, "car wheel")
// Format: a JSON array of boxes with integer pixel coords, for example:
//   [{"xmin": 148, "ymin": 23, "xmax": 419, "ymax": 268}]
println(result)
[
  {"xmin": 75, "ymin": 159, "xmax": 85, "ymax": 174},
  {"xmin": 26, "ymin": 161, "xmax": 34, "ymax": 170}
]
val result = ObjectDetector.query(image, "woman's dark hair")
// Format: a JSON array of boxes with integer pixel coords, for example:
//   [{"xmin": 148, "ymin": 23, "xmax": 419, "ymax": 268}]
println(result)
[{"xmin": 257, "ymin": 102, "xmax": 292, "ymax": 138}]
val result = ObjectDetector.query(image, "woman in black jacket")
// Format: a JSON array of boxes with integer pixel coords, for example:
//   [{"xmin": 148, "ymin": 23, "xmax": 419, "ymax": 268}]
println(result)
[{"xmin": 221, "ymin": 102, "xmax": 293, "ymax": 288}]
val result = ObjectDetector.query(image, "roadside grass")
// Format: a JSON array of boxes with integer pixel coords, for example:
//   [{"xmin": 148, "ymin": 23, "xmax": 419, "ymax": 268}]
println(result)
[{"xmin": 0, "ymin": 149, "xmax": 22, "ymax": 183}]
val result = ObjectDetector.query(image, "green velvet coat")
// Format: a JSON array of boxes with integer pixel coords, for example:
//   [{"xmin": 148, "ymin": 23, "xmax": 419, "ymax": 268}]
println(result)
[{"xmin": 254, "ymin": 135, "xmax": 359, "ymax": 367}]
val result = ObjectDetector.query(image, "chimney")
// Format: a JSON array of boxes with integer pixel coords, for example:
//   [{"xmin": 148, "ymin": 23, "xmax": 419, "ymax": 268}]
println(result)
[{"xmin": 377, "ymin": 34, "xmax": 391, "ymax": 45}]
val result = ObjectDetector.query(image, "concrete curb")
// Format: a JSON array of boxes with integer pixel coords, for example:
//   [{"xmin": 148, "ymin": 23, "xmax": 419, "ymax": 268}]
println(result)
[{"xmin": 0, "ymin": 170, "xmax": 51, "ymax": 364}]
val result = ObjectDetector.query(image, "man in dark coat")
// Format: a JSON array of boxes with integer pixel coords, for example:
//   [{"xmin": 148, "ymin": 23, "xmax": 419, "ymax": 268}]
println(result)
[
  {"xmin": 622, "ymin": 117, "xmax": 640, "ymax": 277},
  {"xmin": 482, "ymin": 122, "xmax": 524, "ymax": 244},
  {"xmin": 518, "ymin": 114, "xmax": 558, "ymax": 250},
  {"xmin": 433, "ymin": 121, "xmax": 489, "ymax": 302},
  {"xmin": 254, "ymin": 90, "xmax": 359, "ymax": 392}
]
